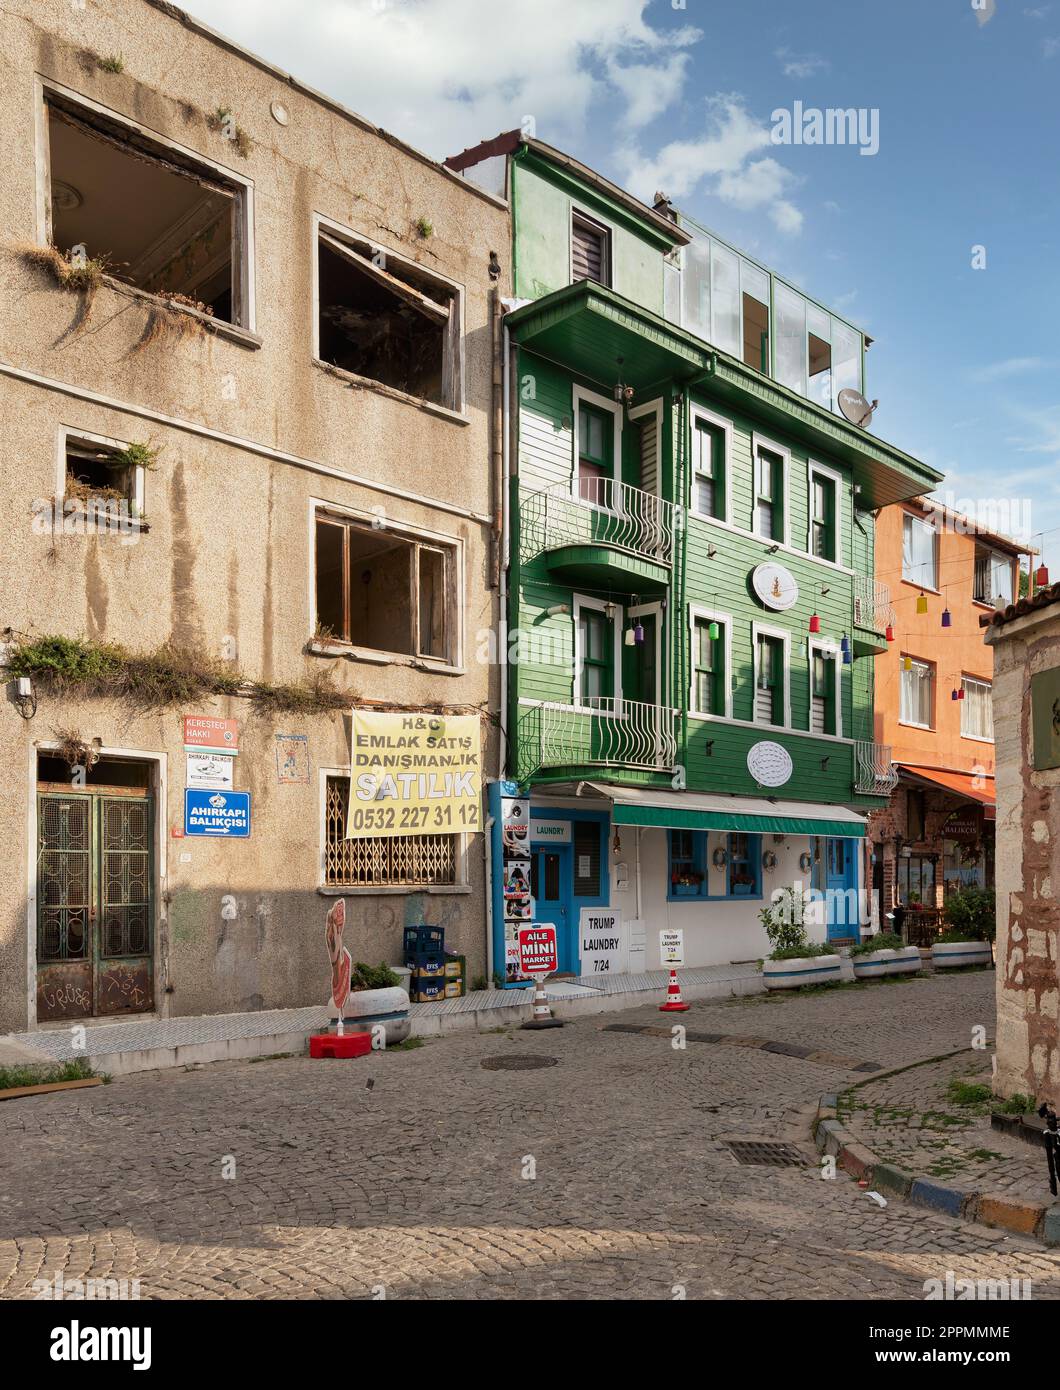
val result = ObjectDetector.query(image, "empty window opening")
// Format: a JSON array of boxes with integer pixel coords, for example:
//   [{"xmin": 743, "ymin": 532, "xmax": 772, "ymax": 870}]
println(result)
[
  {"xmin": 571, "ymin": 212, "xmax": 610, "ymax": 287},
  {"xmin": 317, "ymin": 231, "xmax": 459, "ymax": 408},
  {"xmin": 46, "ymin": 95, "xmax": 242, "ymax": 323},
  {"xmin": 742, "ymin": 291, "xmax": 770, "ymax": 372},
  {"xmin": 315, "ymin": 514, "xmax": 453, "ymax": 662},
  {"xmin": 64, "ymin": 436, "xmax": 140, "ymax": 512}
]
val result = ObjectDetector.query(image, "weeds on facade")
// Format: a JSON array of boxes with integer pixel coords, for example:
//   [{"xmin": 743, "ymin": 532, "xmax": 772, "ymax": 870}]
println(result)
[
  {"xmin": 53, "ymin": 728, "xmax": 101, "ymax": 771},
  {"xmin": 206, "ymin": 107, "xmax": 251, "ymax": 158},
  {"xmin": 17, "ymin": 242, "xmax": 106, "ymax": 319},
  {"xmin": 136, "ymin": 295, "xmax": 211, "ymax": 351},
  {"xmin": 246, "ymin": 669, "xmax": 348, "ymax": 716},
  {"xmin": 415, "ymin": 218, "xmax": 434, "ymax": 240}
]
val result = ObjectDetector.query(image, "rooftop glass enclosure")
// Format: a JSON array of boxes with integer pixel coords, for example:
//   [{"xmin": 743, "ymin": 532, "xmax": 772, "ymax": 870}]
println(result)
[{"xmin": 664, "ymin": 215, "xmax": 866, "ymax": 415}]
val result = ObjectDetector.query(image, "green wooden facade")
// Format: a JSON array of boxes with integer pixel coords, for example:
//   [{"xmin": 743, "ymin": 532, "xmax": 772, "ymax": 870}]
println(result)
[{"xmin": 503, "ymin": 143, "xmax": 943, "ymax": 814}]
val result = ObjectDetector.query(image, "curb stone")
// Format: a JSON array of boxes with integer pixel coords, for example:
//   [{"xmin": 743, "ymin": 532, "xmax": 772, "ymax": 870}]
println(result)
[{"xmin": 813, "ymin": 1092, "xmax": 1060, "ymax": 1246}]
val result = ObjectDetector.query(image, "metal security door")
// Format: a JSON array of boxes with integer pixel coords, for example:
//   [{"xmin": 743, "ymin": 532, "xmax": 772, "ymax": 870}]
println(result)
[{"xmin": 36, "ymin": 792, "xmax": 154, "ymax": 1021}]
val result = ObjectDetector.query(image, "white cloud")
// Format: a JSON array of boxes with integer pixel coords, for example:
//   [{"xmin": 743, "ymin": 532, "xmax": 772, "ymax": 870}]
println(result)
[
  {"xmin": 775, "ymin": 47, "xmax": 829, "ymax": 80},
  {"xmin": 183, "ymin": 0, "xmax": 700, "ymax": 157},
  {"xmin": 619, "ymin": 96, "xmax": 804, "ymax": 234},
  {"xmin": 1044, "ymin": 35, "xmax": 1060, "ymax": 55}
]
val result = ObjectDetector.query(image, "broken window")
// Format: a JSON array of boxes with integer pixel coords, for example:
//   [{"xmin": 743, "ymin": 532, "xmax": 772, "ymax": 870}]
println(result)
[
  {"xmin": 64, "ymin": 435, "xmax": 143, "ymax": 516},
  {"xmin": 45, "ymin": 93, "xmax": 246, "ymax": 324},
  {"xmin": 315, "ymin": 513, "xmax": 454, "ymax": 662},
  {"xmin": 317, "ymin": 231, "xmax": 460, "ymax": 408}
]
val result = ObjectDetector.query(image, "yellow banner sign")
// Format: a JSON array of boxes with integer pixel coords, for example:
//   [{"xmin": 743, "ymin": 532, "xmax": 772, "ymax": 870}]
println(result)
[{"xmin": 348, "ymin": 711, "xmax": 482, "ymax": 838}]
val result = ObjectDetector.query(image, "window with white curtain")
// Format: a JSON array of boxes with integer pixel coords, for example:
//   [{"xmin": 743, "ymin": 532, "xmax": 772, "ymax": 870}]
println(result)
[
  {"xmin": 961, "ymin": 677, "xmax": 993, "ymax": 740},
  {"xmin": 973, "ymin": 547, "xmax": 1014, "ymax": 607},
  {"xmin": 900, "ymin": 658, "xmax": 934, "ymax": 728},
  {"xmin": 902, "ymin": 513, "xmax": 938, "ymax": 589}
]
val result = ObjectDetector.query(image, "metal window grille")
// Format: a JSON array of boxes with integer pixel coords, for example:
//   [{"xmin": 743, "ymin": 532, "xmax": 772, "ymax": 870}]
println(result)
[{"xmin": 324, "ymin": 776, "xmax": 457, "ymax": 887}]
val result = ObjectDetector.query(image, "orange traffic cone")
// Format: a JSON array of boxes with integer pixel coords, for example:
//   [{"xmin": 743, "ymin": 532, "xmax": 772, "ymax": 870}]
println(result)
[{"xmin": 659, "ymin": 968, "xmax": 689, "ymax": 1012}]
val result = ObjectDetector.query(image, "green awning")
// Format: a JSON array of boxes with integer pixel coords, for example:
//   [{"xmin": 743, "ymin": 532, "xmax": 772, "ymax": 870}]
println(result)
[{"xmin": 585, "ymin": 784, "xmax": 867, "ymax": 838}]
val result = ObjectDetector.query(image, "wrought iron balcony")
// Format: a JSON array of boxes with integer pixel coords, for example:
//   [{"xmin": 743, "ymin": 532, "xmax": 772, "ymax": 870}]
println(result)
[
  {"xmin": 520, "ymin": 479, "xmax": 675, "ymax": 582},
  {"xmin": 854, "ymin": 740, "xmax": 898, "ymax": 795},
  {"xmin": 852, "ymin": 576, "xmax": 893, "ymax": 656},
  {"xmin": 517, "ymin": 697, "xmax": 678, "ymax": 779}
]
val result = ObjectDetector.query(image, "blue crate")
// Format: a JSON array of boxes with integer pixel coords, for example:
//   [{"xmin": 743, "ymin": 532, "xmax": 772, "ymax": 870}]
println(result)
[{"xmin": 403, "ymin": 925, "xmax": 444, "ymax": 957}]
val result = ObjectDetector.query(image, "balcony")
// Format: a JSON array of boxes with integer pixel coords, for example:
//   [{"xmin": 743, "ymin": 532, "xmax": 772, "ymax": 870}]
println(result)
[
  {"xmin": 852, "ymin": 576, "xmax": 893, "ymax": 656},
  {"xmin": 517, "ymin": 697, "xmax": 678, "ymax": 780},
  {"xmin": 520, "ymin": 480, "xmax": 674, "ymax": 591},
  {"xmin": 854, "ymin": 741, "xmax": 898, "ymax": 796}
]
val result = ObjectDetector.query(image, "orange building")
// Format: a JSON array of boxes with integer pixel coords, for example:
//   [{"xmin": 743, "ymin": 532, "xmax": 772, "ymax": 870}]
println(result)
[{"xmin": 868, "ymin": 499, "xmax": 1033, "ymax": 926}]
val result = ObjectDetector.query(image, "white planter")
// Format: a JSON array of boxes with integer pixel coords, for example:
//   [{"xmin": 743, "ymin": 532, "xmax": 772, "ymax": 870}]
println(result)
[
  {"xmin": 890, "ymin": 945, "xmax": 922, "ymax": 975},
  {"xmin": 851, "ymin": 947, "xmax": 897, "ymax": 979},
  {"xmin": 763, "ymin": 954, "xmax": 842, "ymax": 990},
  {"xmin": 328, "ymin": 985, "xmax": 411, "ymax": 1044},
  {"xmin": 931, "ymin": 940, "xmax": 992, "ymax": 970}
]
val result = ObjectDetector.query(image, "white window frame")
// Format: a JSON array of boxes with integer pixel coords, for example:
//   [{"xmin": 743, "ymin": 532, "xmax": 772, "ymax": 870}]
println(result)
[
  {"xmin": 308, "ymin": 498, "xmax": 466, "ymax": 674},
  {"xmin": 751, "ymin": 621, "xmax": 792, "ymax": 728},
  {"xmin": 751, "ymin": 433, "xmax": 790, "ymax": 546},
  {"xmin": 689, "ymin": 405, "xmax": 733, "ymax": 525},
  {"xmin": 312, "ymin": 211, "xmax": 466, "ymax": 418},
  {"xmin": 572, "ymin": 592, "xmax": 623, "ymax": 713},
  {"xmin": 572, "ymin": 385, "xmax": 623, "ymax": 509},
  {"xmin": 56, "ymin": 426, "xmax": 147, "ymax": 521},
  {"xmin": 569, "ymin": 206, "xmax": 613, "ymax": 288},
  {"xmin": 36, "ymin": 77, "xmax": 257, "ymax": 334},
  {"xmin": 960, "ymin": 675, "xmax": 994, "ymax": 743},
  {"xmin": 902, "ymin": 512, "xmax": 939, "ymax": 591},
  {"xmin": 688, "ymin": 604, "xmax": 733, "ymax": 719},
  {"xmin": 808, "ymin": 638, "xmax": 843, "ymax": 738},
  {"xmin": 899, "ymin": 657, "xmax": 935, "ymax": 730},
  {"xmin": 972, "ymin": 547, "xmax": 1016, "ymax": 609},
  {"xmin": 807, "ymin": 459, "xmax": 843, "ymax": 566}
]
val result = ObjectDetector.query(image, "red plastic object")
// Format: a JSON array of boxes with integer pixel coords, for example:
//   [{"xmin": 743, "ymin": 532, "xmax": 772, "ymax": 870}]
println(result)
[{"xmin": 309, "ymin": 1031, "xmax": 372, "ymax": 1059}]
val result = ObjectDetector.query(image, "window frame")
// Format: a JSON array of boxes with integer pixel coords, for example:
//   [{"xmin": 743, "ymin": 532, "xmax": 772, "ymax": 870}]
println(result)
[
  {"xmin": 807, "ymin": 460, "xmax": 842, "ymax": 565},
  {"xmin": 902, "ymin": 512, "xmax": 939, "ymax": 591},
  {"xmin": 312, "ymin": 211, "xmax": 465, "ymax": 416},
  {"xmin": 572, "ymin": 593, "xmax": 622, "ymax": 711},
  {"xmin": 972, "ymin": 546, "xmax": 1016, "ymax": 609},
  {"xmin": 899, "ymin": 656, "xmax": 936, "ymax": 730},
  {"xmin": 310, "ymin": 501, "xmax": 464, "ymax": 672},
  {"xmin": 808, "ymin": 638, "xmax": 842, "ymax": 737},
  {"xmin": 572, "ymin": 385, "xmax": 622, "ymax": 510},
  {"xmin": 960, "ymin": 675, "xmax": 994, "ymax": 743},
  {"xmin": 37, "ymin": 77, "xmax": 256, "ymax": 334},
  {"xmin": 689, "ymin": 405, "xmax": 732, "ymax": 524},
  {"xmin": 751, "ymin": 434, "xmax": 790, "ymax": 545},
  {"xmin": 57, "ymin": 426, "xmax": 147, "ymax": 523},
  {"xmin": 569, "ymin": 207, "xmax": 613, "ymax": 288},
  {"xmin": 688, "ymin": 604, "xmax": 733, "ymax": 719},
  {"xmin": 752, "ymin": 622, "xmax": 792, "ymax": 728},
  {"xmin": 727, "ymin": 832, "xmax": 762, "ymax": 898},
  {"xmin": 667, "ymin": 829, "xmax": 708, "ymax": 900}
]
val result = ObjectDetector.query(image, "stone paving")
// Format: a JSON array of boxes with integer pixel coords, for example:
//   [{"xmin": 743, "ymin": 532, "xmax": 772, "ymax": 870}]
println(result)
[
  {"xmin": 839, "ymin": 1049, "xmax": 1051, "ymax": 1198},
  {"xmin": 2, "ymin": 969, "xmax": 1059, "ymax": 1300}
]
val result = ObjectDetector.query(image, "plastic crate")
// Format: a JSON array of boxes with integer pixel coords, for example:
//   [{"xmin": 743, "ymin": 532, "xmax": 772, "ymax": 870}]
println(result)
[
  {"xmin": 403, "ymin": 925, "xmax": 444, "ymax": 957},
  {"xmin": 410, "ymin": 979, "xmax": 445, "ymax": 1003},
  {"xmin": 443, "ymin": 955, "xmax": 465, "ymax": 979},
  {"xmin": 444, "ymin": 979, "xmax": 464, "ymax": 998},
  {"xmin": 408, "ymin": 956, "xmax": 444, "ymax": 977}
]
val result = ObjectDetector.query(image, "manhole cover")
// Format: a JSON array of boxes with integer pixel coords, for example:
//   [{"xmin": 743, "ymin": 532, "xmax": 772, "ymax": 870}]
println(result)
[
  {"xmin": 480, "ymin": 1055, "xmax": 559, "ymax": 1071},
  {"xmin": 725, "ymin": 1140, "xmax": 805, "ymax": 1168}
]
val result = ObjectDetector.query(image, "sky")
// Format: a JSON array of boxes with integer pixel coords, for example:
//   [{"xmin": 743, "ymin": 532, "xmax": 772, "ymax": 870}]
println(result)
[{"xmin": 185, "ymin": 0, "xmax": 1060, "ymax": 572}]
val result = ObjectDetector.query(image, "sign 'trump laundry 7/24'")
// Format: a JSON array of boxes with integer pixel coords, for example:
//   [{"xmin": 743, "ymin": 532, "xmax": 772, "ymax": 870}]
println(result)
[{"xmin": 348, "ymin": 711, "xmax": 482, "ymax": 839}]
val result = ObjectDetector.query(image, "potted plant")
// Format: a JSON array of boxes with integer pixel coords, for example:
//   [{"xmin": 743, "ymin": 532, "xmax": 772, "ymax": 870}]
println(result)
[
  {"xmin": 932, "ymin": 888, "xmax": 994, "ymax": 970},
  {"xmin": 671, "ymin": 869, "xmax": 704, "ymax": 898},
  {"xmin": 849, "ymin": 931, "xmax": 921, "ymax": 980},
  {"xmin": 759, "ymin": 887, "xmax": 841, "ymax": 991}
]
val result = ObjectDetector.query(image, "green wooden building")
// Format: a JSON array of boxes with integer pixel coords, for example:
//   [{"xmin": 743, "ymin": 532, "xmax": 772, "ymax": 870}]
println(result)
[{"xmin": 448, "ymin": 133, "xmax": 943, "ymax": 981}]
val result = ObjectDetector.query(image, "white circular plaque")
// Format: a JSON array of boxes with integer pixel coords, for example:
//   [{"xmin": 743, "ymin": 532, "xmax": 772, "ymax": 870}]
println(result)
[
  {"xmin": 751, "ymin": 562, "xmax": 799, "ymax": 612},
  {"xmin": 747, "ymin": 740, "xmax": 793, "ymax": 788}
]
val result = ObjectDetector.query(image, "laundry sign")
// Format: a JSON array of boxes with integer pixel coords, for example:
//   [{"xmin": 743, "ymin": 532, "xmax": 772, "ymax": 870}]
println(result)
[
  {"xmin": 579, "ymin": 906, "xmax": 626, "ymax": 975},
  {"xmin": 348, "ymin": 710, "xmax": 482, "ymax": 838},
  {"xmin": 659, "ymin": 929, "xmax": 684, "ymax": 965}
]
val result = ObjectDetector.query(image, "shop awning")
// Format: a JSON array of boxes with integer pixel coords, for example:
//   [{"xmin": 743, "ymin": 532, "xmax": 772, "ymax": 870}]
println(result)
[
  {"xmin": 897, "ymin": 765, "xmax": 996, "ymax": 821},
  {"xmin": 583, "ymin": 784, "xmax": 867, "ymax": 838}
]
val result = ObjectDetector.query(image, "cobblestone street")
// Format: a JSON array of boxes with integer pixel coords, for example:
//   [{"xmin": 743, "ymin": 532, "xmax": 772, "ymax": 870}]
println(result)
[{"xmin": 3, "ymin": 970, "xmax": 1059, "ymax": 1301}]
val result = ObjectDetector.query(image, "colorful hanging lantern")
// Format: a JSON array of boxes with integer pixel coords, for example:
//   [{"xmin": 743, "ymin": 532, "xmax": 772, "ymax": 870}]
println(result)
[
  {"xmin": 916, "ymin": 592, "xmax": 928, "ymax": 615},
  {"xmin": 708, "ymin": 619, "xmax": 720, "ymax": 642},
  {"xmin": 1036, "ymin": 563, "xmax": 1050, "ymax": 589},
  {"xmin": 951, "ymin": 688, "xmax": 959, "ymax": 701},
  {"xmin": 843, "ymin": 648, "xmax": 852, "ymax": 666},
  {"xmin": 903, "ymin": 655, "xmax": 912, "ymax": 672},
  {"xmin": 941, "ymin": 608, "xmax": 952, "ymax": 628},
  {"xmin": 957, "ymin": 686, "xmax": 965, "ymax": 700},
  {"xmin": 885, "ymin": 623, "xmax": 895, "ymax": 643},
  {"xmin": 840, "ymin": 633, "xmax": 851, "ymax": 655},
  {"xmin": 809, "ymin": 611, "xmax": 821, "ymax": 634},
  {"xmin": 634, "ymin": 622, "xmax": 645, "ymax": 645},
  {"xmin": 624, "ymin": 626, "xmax": 636, "ymax": 647}
]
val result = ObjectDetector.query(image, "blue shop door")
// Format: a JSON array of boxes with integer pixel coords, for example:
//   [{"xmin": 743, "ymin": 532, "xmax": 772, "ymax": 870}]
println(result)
[
  {"xmin": 825, "ymin": 837, "xmax": 858, "ymax": 939},
  {"xmin": 530, "ymin": 846, "xmax": 574, "ymax": 974}
]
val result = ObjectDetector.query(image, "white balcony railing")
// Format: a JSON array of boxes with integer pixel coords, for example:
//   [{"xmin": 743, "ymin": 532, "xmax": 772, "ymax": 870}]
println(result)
[
  {"xmin": 853, "ymin": 576, "xmax": 893, "ymax": 633},
  {"xmin": 855, "ymin": 741, "xmax": 899, "ymax": 795},
  {"xmin": 518, "ymin": 698, "xmax": 678, "ymax": 778},
  {"xmin": 520, "ymin": 479, "xmax": 675, "ymax": 568}
]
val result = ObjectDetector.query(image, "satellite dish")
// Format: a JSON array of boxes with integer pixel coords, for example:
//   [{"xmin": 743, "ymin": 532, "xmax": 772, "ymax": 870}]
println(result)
[{"xmin": 838, "ymin": 388, "xmax": 878, "ymax": 428}]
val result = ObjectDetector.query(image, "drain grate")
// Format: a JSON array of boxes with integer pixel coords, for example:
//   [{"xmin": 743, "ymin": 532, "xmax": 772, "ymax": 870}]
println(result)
[
  {"xmin": 480, "ymin": 1055, "xmax": 559, "ymax": 1071},
  {"xmin": 725, "ymin": 1140, "xmax": 805, "ymax": 1168}
]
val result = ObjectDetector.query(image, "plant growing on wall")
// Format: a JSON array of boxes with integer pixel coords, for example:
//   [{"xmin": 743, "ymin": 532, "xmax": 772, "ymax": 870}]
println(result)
[
  {"xmin": 415, "ymin": 218, "xmax": 434, "ymax": 240},
  {"xmin": 17, "ymin": 243, "xmax": 108, "ymax": 322},
  {"xmin": 206, "ymin": 107, "xmax": 251, "ymax": 158}
]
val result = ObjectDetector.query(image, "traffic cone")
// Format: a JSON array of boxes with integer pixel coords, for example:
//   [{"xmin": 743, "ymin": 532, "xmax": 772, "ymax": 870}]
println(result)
[
  {"xmin": 659, "ymin": 968, "xmax": 689, "ymax": 1012},
  {"xmin": 522, "ymin": 973, "xmax": 564, "ymax": 1029}
]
